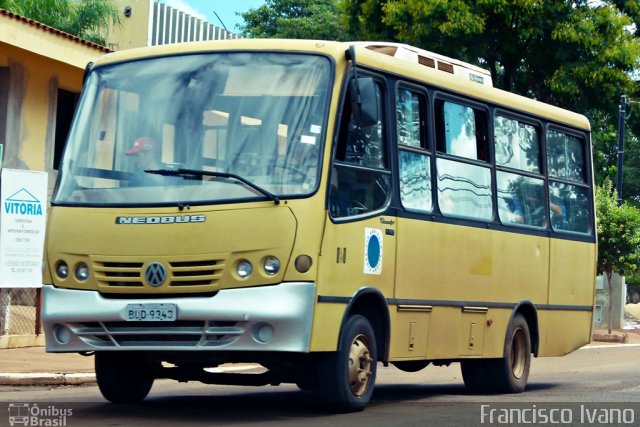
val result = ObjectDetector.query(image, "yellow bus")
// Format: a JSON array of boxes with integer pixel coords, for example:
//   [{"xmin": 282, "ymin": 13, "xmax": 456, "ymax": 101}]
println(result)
[{"xmin": 42, "ymin": 40, "xmax": 596, "ymax": 412}]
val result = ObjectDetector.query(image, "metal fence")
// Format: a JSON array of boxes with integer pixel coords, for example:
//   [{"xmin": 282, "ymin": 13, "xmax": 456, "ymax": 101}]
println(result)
[
  {"xmin": 152, "ymin": 1, "xmax": 239, "ymax": 46},
  {"xmin": 0, "ymin": 288, "xmax": 39, "ymax": 335}
]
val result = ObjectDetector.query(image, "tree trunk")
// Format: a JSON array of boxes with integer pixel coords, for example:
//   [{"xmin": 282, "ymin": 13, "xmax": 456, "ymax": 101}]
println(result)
[{"xmin": 606, "ymin": 270, "xmax": 613, "ymax": 335}]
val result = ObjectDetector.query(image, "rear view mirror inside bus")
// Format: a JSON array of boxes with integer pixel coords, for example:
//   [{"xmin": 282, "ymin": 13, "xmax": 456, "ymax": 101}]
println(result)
[{"xmin": 350, "ymin": 77, "xmax": 379, "ymax": 126}]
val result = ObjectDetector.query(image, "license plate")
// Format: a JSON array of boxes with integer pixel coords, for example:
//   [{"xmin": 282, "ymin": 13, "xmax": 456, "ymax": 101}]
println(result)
[{"xmin": 124, "ymin": 303, "xmax": 177, "ymax": 321}]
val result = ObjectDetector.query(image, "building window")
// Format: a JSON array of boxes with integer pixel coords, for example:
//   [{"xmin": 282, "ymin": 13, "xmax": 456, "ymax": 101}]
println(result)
[
  {"xmin": 0, "ymin": 67, "xmax": 9, "ymax": 152},
  {"xmin": 54, "ymin": 89, "xmax": 79, "ymax": 170}
]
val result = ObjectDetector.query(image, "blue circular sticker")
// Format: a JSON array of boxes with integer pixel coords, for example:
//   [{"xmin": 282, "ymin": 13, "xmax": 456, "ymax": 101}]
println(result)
[{"xmin": 367, "ymin": 233, "xmax": 381, "ymax": 269}]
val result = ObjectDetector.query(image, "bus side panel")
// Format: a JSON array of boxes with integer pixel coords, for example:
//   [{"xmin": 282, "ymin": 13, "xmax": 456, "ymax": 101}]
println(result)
[
  {"xmin": 542, "ymin": 239, "xmax": 596, "ymax": 355},
  {"xmin": 309, "ymin": 301, "xmax": 346, "ymax": 352},
  {"xmin": 388, "ymin": 309, "xmax": 430, "ymax": 360},
  {"xmin": 537, "ymin": 311, "xmax": 593, "ymax": 356},
  {"xmin": 393, "ymin": 219, "xmax": 549, "ymax": 359},
  {"xmin": 548, "ymin": 239, "xmax": 596, "ymax": 307},
  {"xmin": 394, "ymin": 220, "xmax": 492, "ymax": 301},
  {"xmin": 311, "ymin": 214, "xmax": 397, "ymax": 352}
]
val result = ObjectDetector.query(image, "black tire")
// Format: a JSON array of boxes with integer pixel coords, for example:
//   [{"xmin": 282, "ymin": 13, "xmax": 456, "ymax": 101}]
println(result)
[
  {"xmin": 461, "ymin": 359, "xmax": 489, "ymax": 394},
  {"xmin": 318, "ymin": 315, "xmax": 377, "ymax": 412},
  {"xmin": 461, "ymin": 314, "xmax": 531, "ymax": 394},
  {"xmin": 488, "ymin": 313, "xmax": 531, "ymax": 393},
  {"xmin": 95, "ymin": 352, "xmax": 156, "ymax": 403},
  {"xmin": 295, "ymin": 371, "xmax": 320, "ymax": 391}
]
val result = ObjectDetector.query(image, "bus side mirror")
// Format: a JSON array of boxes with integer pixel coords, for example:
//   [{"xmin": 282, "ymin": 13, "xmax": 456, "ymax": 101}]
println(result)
[{"xmin": 350, "ymin": 77, "xmax": 379, "ymax": 126}]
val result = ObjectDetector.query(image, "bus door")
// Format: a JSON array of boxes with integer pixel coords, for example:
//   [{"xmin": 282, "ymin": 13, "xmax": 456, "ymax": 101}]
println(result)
[
  {"xmin": 390, "ymin": 86, "xmax": 435, "ymax": 359},
  {"xmin": 316, "ymin": 76, "xmax": 397, "ymax": 346}
]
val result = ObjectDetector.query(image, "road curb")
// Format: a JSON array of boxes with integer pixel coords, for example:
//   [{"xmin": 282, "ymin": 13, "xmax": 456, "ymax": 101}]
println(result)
[
  {"xmin": 0, "ymin": 364, "xmax": 260, "ymax": 386},
  {"xmin": 0, "ymin": 372, "xmax": 95, "ymax": 386}
]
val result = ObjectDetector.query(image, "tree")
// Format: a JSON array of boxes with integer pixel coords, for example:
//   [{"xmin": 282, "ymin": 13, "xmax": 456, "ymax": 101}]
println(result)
[
  {"xmin": 342, "ymin": 1, "xmax": 639, "ymax": 114},
  {"xmin": 239, "ymin": 0, "xmax": 350, "ymax": 40},
  {"xmin": 596, "ymin": 179, "xmax": 640, "ymax": 334},
  {"xmin": 612, "ymin": 0, "xmax": 640, "ymax": 36},
  {"xmin": 1, "ymin": 0, "xmax": 120, "ymax": 46}
]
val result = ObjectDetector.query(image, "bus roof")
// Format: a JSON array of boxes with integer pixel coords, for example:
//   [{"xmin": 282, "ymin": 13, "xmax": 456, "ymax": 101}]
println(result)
[{"xmin": 92, "ymin": 39, "xmax": 590, "ymax": 131}]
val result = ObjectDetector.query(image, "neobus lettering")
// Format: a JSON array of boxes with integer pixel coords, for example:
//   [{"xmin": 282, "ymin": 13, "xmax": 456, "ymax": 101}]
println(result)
[{"xmin": 115, "ymin": 215, "xmax": 206, "ymax": 224}]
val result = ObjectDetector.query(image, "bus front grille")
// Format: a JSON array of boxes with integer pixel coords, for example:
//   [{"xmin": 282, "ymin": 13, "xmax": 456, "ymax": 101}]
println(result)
[
  {"xmin": 70, "ymin": 320, "xmax": 242, "ymax": 348},
  {"xmin": 93, "ymin": 257, "xmax": 226, "ymax": 292}
]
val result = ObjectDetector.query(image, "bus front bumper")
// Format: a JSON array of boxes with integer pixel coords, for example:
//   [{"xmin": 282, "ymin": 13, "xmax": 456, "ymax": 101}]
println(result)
[{"xmin": 42, "ymin": 282, "xmax": 316, "ymax": 353}]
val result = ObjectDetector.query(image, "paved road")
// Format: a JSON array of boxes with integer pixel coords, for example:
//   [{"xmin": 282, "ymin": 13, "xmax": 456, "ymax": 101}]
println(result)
[{"xmin": 1, "ymin": 344, "xmax": 639, "ymax": 427}]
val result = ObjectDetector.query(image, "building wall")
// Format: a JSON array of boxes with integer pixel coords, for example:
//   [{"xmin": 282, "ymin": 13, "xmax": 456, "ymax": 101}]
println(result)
[
  {"xmin": 0, "ymin": 10, "xmax": 108, "ymax": 346},
  {"xmin": 106, "ymin": 0, "xmax": 152, "ymax": 51},
  {"xmin": 0, "ymin": 11, "xmax": 108, "ymax": 192},
  {"xmin": 107, "ymin": 0, "xmax": 238, "ymax": 51},
  {"xmin": 594, "ymin": 274, "xmax": 626, "ymax": 330}
]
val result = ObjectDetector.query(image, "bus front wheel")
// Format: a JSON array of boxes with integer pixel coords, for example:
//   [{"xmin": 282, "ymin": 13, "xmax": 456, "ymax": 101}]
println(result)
[
  {"xmin": 95, "ymin": 352, "xmax": 156, "ymax": 403},
  {"xmin": 318, "ymin": 314, "xmax": 377, "ymax": 412}
]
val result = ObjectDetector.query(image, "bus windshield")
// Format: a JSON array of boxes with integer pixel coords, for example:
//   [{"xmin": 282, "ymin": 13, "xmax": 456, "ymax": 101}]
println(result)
[{"xmin": 54, "ymin": 52, "xmax": 332, "ymax": 206}]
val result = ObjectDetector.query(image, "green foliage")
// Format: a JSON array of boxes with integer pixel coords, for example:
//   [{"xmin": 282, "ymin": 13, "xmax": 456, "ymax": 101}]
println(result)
[
  {"xmin": 343, "ymin": 1, "xmax": 640, "ymax": 114},
  {"xmin": 2, "ymin": 0, "xmax": 120, "ymax": 46},
  {"xmin": 339, "ymin": 1, "xmax": 640, "ymax": 200},
  {"xmin": 589, "ymin": 109, "xmax": 619, "ymax": 187},
  {"xmin": 239, "ymin": 0, "xmax": 350, "ymax": 40},
  {"xmin": 596, "ymin": 179, "xmax": 640, "ymax": 277},
  {"xmin": 611, "ymin": 0, "xmax": 640, "ymax": 36}
]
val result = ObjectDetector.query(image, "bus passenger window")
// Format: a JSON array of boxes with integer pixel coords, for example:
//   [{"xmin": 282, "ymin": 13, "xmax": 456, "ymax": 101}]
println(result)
[
  {"xmin": 396, "ymin": 88, "xmax": 431, "ymax": 212},
  {"xmin": 494, "ymin": 116, "xmax": 540, "ymax": 173},
  {"xmin": 549, "ymin": 182, "xmax": 590, "ymax": 233},
  {"xmin": 436, "ymin": 100, "xmax": 488, "ymax": 161},
  {"xmin": 399, "ymin": 151, "xmax": 431, "ymax": 212},
  {"xmin": 547, "ymin": 130, "xmax": 585, "ymax": 182},
  {"xmin": 436, "ymin": 158, "xmax": 492, "ymax": 220},
  {"xmin": 547, "ymin": 129, "xmax": 590, "ymax": 233},
  {"xmin": 396, "ymin": 89, "xmax": 424, "ymax": 149},
  {"xmin": 497, "ymin": 172, "xmax": 545, "ymax": 227}
]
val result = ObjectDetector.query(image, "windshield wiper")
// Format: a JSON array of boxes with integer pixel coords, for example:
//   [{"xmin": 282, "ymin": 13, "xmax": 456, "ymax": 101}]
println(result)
[{"xmin": 145, "ymin": 168, "xmax": 281, "ymax": 205}]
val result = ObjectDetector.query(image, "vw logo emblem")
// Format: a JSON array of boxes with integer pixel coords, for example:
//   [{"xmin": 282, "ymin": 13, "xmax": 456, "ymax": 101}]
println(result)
[{"xmin": 144, "ymin": 262, "xmax": 167, "ymax": 287}]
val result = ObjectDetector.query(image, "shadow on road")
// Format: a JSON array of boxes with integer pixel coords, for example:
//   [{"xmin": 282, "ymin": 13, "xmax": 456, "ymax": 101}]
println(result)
[{"xmin": 71, "ymin": 381, "xmax": 560, "ymax": 425}]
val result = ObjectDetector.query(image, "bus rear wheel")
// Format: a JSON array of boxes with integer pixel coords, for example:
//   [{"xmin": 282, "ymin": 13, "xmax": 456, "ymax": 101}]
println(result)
[
  {"xmin": 462, "ymin": 313, "xmax": 531, "ymax": 394},
  {"xmin": 318, "ymin": 314, "xmax": 377, "ymax": 412},
  {"xmin": 489, "ymin": 313, "xmax": 531, "ymax": 393},
  {"xmin": 95, "ymin": 352, "xmax": 156, "ymax": 403}
]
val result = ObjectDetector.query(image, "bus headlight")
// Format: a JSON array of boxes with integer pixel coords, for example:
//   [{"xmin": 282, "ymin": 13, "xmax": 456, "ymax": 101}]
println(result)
[
  {"xmin": 263, "ymin": 256, "xmax": 280, "ymax": 275},
  {"xmin": 75, "ymin": 263, "xmax": 90, "ymax": 281},
  {"xmin": 55, "ymin": 262, "xmax": 69, "ymax": 279},
  {"xmin": 237, "ymin": 260, "xmax": 253, "ymax": 279}
]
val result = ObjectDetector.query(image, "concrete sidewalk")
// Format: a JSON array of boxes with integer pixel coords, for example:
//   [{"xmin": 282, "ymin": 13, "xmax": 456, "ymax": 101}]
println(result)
[
  {"xmin": 1, "ymin": 331, "xmax": 640, "ymax": 386},
  {"xmin": 0, "ymin": 346, "xmax": 95, "ymax": 386}
]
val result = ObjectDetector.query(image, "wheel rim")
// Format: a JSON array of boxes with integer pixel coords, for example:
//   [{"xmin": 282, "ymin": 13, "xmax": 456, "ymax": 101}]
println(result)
[
  {"xmin": 510, "ymin": 327, "xmax": 527, "ymax": 379},
  {"xmin": 348, "ymin": 333, "xmax": 373, "ymax": 396}
]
